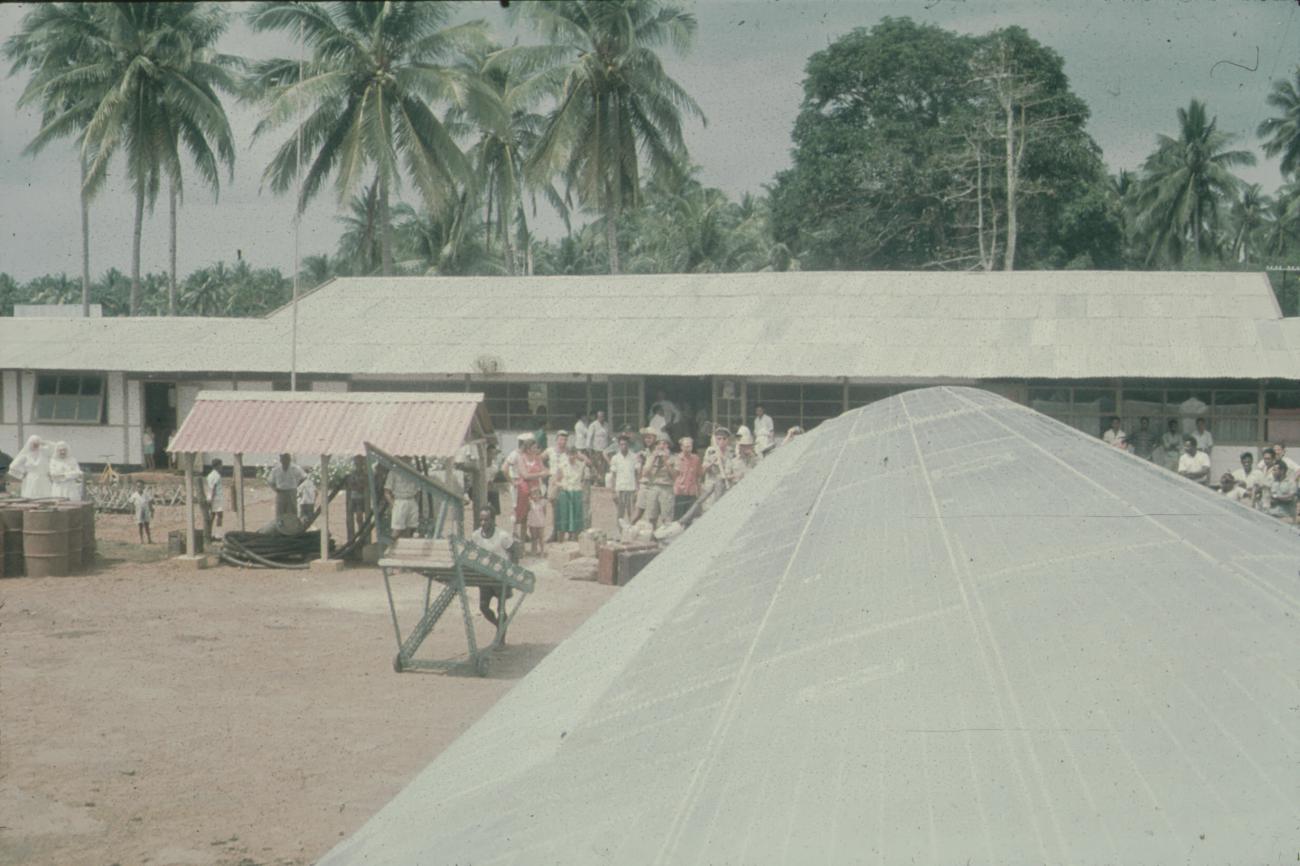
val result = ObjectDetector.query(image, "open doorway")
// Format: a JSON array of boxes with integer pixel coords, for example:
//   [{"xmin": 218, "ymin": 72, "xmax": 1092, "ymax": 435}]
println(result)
[
  {"xmin": 143, "ymin": 381, "xmax": 177, "ymax": 469},
  {"xmin": 643, "ymin": 376, "xmax": 712, "ymax": 443}
]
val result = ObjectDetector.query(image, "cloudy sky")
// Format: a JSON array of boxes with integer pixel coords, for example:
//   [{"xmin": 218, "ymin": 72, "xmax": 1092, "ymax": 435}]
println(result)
[{"xmin": 0, "ymin": 0, "xmax": 1296, "ymax": 282}]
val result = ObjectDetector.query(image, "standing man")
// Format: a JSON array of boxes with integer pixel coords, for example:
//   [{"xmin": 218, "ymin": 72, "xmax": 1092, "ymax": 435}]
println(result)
[
  {"xmin": 588, "ymin": 410, "xmax": 609, "ymax": 483},
  {"xmin": 205, "ymin": 459, "xmax": 224, "ymax": 538},
  {"xmin": 269, "ymin": 453, "xmax": 306, "ymax": 520},
  {"xmin": 700, "ymin": 426, "xmax": 735, "ymax": 512},
  {"xmin": 639, "ymin": 435, "xmax": 676, "ymax": 528},
  {"xmin": 383, "ymin": 464, "xmax": 422, "ymax": 539},
  {"xmin": 1177, "ymin": 436, "xmax": 1212, "ymax": 485},
  {"xmin": 1192, "ymin": 418, "xmax": 1214, "ymax": 455},
  {"xmin": 573, "ymin": 412, "xmax": 591, "ymax": 457},
  {"xmin": 670, "ymin": 436, "xmax": 702, "ymax": 521},
  {"xmin": 298, "ymin": 472, "xmax": 318, "ymax": 522},
  {"xmin": 753, "ymin": 405, "xmax": 775, "ymax": 454},
  {"xmin": 1273, "ymin": 443, "xmax": 1299, "ymax": 476},
  {"xmin": 608, "ymin": 434, "xmax": 639, "ymax": 524},
  {"xmin": 1130, "ymin": 417, "xmax": 1155, "ymax": 461},
  {"xmin": 543, "ymin": 430, "xmax": 571, "ymax": 542},
  {"xmin": 732, "ymin": 428, "xmax": 763, "ymax": 483},
  {"xmin": 1267, "ymin": 461, "xmax": 1298, "ymax": 520}
]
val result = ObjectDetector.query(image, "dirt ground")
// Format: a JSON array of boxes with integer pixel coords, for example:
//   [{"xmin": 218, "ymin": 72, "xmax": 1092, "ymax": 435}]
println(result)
[{"xmin": 0, "ymin": 484, "xmax": 625, "ymax": 866}]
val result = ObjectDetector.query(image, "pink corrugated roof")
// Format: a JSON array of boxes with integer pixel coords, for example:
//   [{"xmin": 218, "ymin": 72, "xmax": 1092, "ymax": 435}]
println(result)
[{"xmin": 168, "ymin": 392, "xmax": 491, "ymax": 457}]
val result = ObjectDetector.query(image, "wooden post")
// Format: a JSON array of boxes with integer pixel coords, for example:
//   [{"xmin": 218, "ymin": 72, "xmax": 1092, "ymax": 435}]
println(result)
[
  {"xmin": 233, "ymin": 453, "xmax": 246, "ymax": 533},
  {"xmin": 184, "ymin": 452, "xmax": 197, "ymax": 556},
  {"xmin": 319, "ymin": 454, "xmax": 330, "ymax": 562}
]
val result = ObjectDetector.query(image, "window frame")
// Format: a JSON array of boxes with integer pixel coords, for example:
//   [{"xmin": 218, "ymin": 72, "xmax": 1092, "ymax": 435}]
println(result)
[{"xmin": 30, "ymin": 373, "xmax": 108, "ymax": 425}]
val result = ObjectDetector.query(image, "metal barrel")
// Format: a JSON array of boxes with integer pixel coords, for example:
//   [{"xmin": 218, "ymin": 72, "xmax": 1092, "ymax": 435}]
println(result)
[
  {"xmin": 81, "ymin": 502, "xmax": 96, "ymax": 564},
  {"xmin": 23, "ymin": 508, "xmax": 70, "ymax": 578},
  {"xmin": 1, "ymin": 504, "xmax": 27, "ymax": 578},
  {"xmin": 60, "ymin": 505, "xmax": 83, "ymax": 571}
]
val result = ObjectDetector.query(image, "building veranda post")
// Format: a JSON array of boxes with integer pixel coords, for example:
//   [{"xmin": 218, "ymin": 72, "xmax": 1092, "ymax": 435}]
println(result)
[{"xmin": 4, "ymin": 271, "xmax": 1300, "ymax": 483}]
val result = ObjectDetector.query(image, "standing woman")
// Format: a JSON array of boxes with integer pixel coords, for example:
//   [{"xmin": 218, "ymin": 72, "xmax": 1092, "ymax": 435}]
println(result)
[
  {"xmin": 48, "ymin": 442, "xmax": 84, "ymax": 501},
  {"xmin": 513, "ymin": 439, "xmax": 548, "ymax": 543},
  {"xmin": 142, "ymin": 427, "xmax": 156, "ymax": 470},
  {"xmin": 8, "ymin": 436, "xmax": 53, "ymax": 499}
]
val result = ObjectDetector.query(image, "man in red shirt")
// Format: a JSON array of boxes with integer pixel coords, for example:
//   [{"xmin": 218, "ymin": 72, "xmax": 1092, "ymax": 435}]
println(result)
[{"xmin": 670, "ymin": 436, "xmax": 702, "ymax": 521}]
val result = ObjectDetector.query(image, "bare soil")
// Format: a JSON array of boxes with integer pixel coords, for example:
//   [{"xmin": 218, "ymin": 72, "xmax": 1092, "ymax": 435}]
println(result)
[{"xmin": 0, "ymin": 486, "xmax": 622, "ymax": 866}]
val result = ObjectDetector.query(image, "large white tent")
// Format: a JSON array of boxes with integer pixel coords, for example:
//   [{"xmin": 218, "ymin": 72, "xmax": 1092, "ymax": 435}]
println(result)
[{"xmin": 318, "ymin": 387, "xmax": 1300, "ymax": 865}]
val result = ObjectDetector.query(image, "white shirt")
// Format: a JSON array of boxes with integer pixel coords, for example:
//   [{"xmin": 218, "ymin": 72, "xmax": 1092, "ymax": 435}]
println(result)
[
  {"xmin": 1193, "ymin": 429, "xmax": 1213, "ymax": 452},
  {"xmin": 297, "ymin": 476, "xmax": 317, "ymax": 508},
  {"xmin": 655, "ymin": 400, "xmax": 681, "ymax": 425},
  {"xmin": 754, "ymin": 414, "xmax": 775, "ymax": 445},
  {"xmin": 590, "ymin": 420, "xmax": 609, "ymax": 451},
  {"xmin": 608, "ymin": 451, "xmax": 640, "ymax": 492},
  {"xmin": 648, "ymin": 412, "xmax": 667, "ymax": 434},
  {"xmin": 205, "ymin": 469, "xmax": 223, "ymax": 509},
  {"xmin": 1177, "ymin": 451, "xmax": 1212, "ymax": 484},
  {"xmin": 573, "ymin": 420, "xmax": 591, "ymax": 450},
  {"xmin": 269, "ymin": 463, "xmax": 306, "ymax": 491},
  {"xmin": 1102, "ymin": 428, "xmax": 1126, "ymax": 445},
  {"xmin": 471, "ymin": 526, "xmax": 514, "ymax": 559},
  {"xmin": 1232, "ymin": 466, "xmax": 1266, "ymax": 492},
  {"xmin": 384, "ymin": 471, "xmax": 420, "ymax": 499}
]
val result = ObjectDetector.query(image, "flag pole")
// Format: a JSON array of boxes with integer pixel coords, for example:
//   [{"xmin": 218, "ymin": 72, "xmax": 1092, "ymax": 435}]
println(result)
[{"xmin": 290, "ymin": 12, "xmax": 304, "ymax": 392}]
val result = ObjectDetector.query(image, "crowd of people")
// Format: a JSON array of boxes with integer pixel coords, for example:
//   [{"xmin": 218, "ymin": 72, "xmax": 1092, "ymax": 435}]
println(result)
[
  {"xmin": 490, "ymin": 395, "xmax": 803, "ymax": 552},
  {"xmin": 1100, "ymin": 416, "xmax": 1300, "ymax": 521}
]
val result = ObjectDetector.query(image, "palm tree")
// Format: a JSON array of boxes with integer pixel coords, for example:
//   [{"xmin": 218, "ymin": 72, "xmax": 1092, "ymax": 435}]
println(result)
[
  {"xmin": 510, "ymin": 0, "xmax": 705, "ymax": 274},
  {"xmin": 1229, "ymin": 184, "xmax": 1270, "ymax": 265},
  {"xmin": 1134, "ymin": 99, "xmax": 1255, "ymax": 266},
  {"xmin": 334, "ymin": 180, "xmax": 385, "ymax": 276},
  {"xmin": 246, "ymin": 1, "xmax": 504, "ymax": 276},
  {"xmin": 5, "ymin": 3, "xmax": 108, "ymax": 316},
  {"xmin": 462, "ymin": 46, "xmax": 569, "ymax": 275},
  {"xmin": 1259, "ymin": 71, "xmax": 1300, "ymax": 178},
  {"xmin": 30, "ymin": 4, "xmax": 240, "ymax": 316}
]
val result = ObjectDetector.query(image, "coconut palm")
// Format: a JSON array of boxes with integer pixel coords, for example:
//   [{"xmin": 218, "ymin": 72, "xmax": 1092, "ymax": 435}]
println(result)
[
  {"xmin": 5, "ymin": 3, "xmax": 108, "ymax": 316},
  {"xmin": 510, "ymin": 0, "xmax": 705, "ymax": 274},
  {"xmin": 27, "ymin": 3, "xmax": 240, "ymax": 316},
  {"xmin": 1229, "ymin": 184, "xmax": 1271, "ymax": 265},
  {"xmin": 1259, "ymin": 71, "xmax": 1300, "ymax": 178},
  {"xmin": 1134, "ymin": 99, "xmax": 1255, "ymax": 266},
  {"xmin": 246, "ymin": 1, "xmax": 504, "ymax": 276}
]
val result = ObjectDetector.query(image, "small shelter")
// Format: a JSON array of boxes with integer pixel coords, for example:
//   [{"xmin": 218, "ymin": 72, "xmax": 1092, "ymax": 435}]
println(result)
[{"xmin": 167, "ymin": 391, "xmax": 494, "ymax": 562}]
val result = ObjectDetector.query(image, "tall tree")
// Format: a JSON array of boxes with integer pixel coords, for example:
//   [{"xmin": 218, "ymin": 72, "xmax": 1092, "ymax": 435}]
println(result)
[
  {"xmin": 1229, "ymin": 184, "xmax": 1270, "ymax": 266},
  {"xmin": 29, "ymin": 3, "xmax": 240, "ymax": 316},
  {"xmin": 246, "ymin": 1, "xmax": 503, "ymax": 276},
  {"xmin": 1134, "ymin": 99, "xmax": 1255, "ymax": 266},
  {"xmin": 512, "ymin": 0, "xmax": 705, "ymax": 274},
  {"xmin": 1259, "ymin": 71, "xmax": 1300, "ymax": 178},
  {"xmin": 5, "ymin": 3, "xmax": 107, "ymax": 316}
]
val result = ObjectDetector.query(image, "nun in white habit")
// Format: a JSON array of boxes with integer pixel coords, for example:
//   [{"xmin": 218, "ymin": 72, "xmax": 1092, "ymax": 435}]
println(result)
[
  {"xmin": 8, "ymin": 436, "xmax": 53, "ymax": 499},
  {"xmin": 49, "ymin": 441, "xmax": 84, "ymax": 501}
]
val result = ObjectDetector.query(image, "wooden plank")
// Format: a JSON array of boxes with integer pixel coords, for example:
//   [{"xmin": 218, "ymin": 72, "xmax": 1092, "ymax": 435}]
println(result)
[
  {"xmin": 233, "ymin": 453, "xmax": 246, "ymax": 533},
  {"xmin": 184, "ymin": 453, "xmax": 197, "ymax": 556}
]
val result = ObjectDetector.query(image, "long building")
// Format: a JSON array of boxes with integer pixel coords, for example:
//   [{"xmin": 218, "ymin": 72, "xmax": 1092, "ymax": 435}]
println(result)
[{"xmin": 3, "ymin": 271, "xmax": 1300, "ymax": 476}]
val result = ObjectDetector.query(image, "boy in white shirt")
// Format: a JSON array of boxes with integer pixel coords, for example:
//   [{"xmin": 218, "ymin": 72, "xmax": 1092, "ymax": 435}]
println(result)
[{"xmin": 1177, "ymin": 436, "xmax": 1211, "ymax": 485}]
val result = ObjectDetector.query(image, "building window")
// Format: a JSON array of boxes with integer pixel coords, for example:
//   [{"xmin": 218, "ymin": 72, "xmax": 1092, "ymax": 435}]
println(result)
[
  {"xmin": 33, "ymin": 374, "xmax": 107, "ymax": 423},
  {"xmin": 477, "ymin": 382, "xmax": 533, "ymax": 429},
  {"xmin": 609, "ymin": 379, "xmax": 640, "ymax": 435},
  {"xmin": 548, "ymin": 382, "xmax": 589, "ymax": 428},
  {"xmin": 748, "ymin": 382, "xmax": 845, "ymax": 433}
]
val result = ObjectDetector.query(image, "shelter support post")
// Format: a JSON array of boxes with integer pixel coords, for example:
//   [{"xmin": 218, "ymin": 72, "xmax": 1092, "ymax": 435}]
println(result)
[
  {"xmin": 233, "ymin": 453, "xmax": 246, "ymax": 533},
  {"xmin": 320, "ymin": 454, "xmax": 330, "ymax": 562},
  {"xmin": 185, "ymin": 452, "xmax": 197, "ymax": 557}
]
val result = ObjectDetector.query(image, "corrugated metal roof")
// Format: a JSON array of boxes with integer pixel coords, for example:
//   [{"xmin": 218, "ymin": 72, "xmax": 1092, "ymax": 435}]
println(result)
[
  {"xmin": 2, "ymin": 271, "xmax": 1298, "ymax": 379},
  {"xmin": 318, "ymin": 386, "xmax": 1300, "ymax": 866},
  {"xmin": 167, "ymin": 391, "xmax": 491, "ymax": 457}
]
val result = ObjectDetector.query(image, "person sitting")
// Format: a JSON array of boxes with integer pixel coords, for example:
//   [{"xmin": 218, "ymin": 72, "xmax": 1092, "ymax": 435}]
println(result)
[
  {"xmin": 1274, "ymin": 442, "xmax": 1300, "ymax": 476},
  {"xmin": 1157, "ymin": 419, "xmax": 1181, "ymax": 470},
  {"xmin": 1266, "ymin": 461, "xmax": 1297, "ymax": 520},
  {"xmin": 1102, "ymin": 415, "xmax": 1126, "ymax": 446},
  {"xmin": 1232, "ymin": 452, "xmax": 1266, "ymax": 504},
  {"xmin": 470, "ymin": 507, "xmax": 517, "ymax": 640},
  {"xmin": 1130, "ymin": 417, "xmax": 1155, "ymax": 461},
  {"xmin": 1220, "ymin": 472, "xmax": 1250, "ymax": 504},
  {"xmin": 1177, "ymin": 436, "xmax": 1211, "ymax": 485}
]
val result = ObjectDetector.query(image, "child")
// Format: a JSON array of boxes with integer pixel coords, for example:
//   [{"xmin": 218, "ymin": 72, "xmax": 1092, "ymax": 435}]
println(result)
[
  {"xmin": 527, "ymin": 485, "xmax": 547, "ymax": 556},
  {"xmin": 130, "ymin": 481, "xmax": 153, "ymax": 544},
  {"xmin": 297, "ymin": 473, "xmax": 318, "ymax": 522}
]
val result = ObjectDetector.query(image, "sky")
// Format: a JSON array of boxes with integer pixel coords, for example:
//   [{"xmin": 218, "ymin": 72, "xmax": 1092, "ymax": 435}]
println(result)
[{"xmin": 0, "ymin": 0, "xmax": 1297, "ymax": 282}]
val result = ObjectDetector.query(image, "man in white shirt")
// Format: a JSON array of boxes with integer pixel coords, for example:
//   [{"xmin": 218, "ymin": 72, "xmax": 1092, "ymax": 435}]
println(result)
[
  {"xmin": 1273, "ymin": 443, "xmax": 1299, "ymax": 475},
  {"xmin": 269, "ymin": 453, "xmax": 307, "ymax": 519},
  {"xmin": 573, "ymin": 412, "xmax": 591, "ymax": 453},
  {"xmin": 1231, "ymin": 451, "xmax": 1266, "ymax": 503},
  {"xmin": 753, "ymin": 405, "xmax": 776, "ymax": 453},
  {"xmin": 470, "ymin": 507, "xmax": 517, "ymax": 639},
  {"xmin": 588, "ymin": 410, "xmax": 610, "ymax": 482},
  {"xmin": 607, "ymin": 435, "xmax": 640, "ymax": 522},
  {"xmin": 204, "ymin": 458, "xmax": 224, "ymax": 538},
  {"xmin": 1177, "ymin": 436, "xmax": 1212, "ymax": 485},
  {"xmin": 297, "ymin": 473, "xmax": 318, "ymax": 521},
  {"xmin": 653, "ymin": 390, "xmax": 681, "ymax": 427},
  {"xmin": 648, "ymin": 407, "xmax": 668, "ymax": 436},
  {"xmin": 1267, "ymin": 462, "xmax": 1298, "ymax": 520},
  {"xmin": 383, "ymin": 465, "xmax": 422, "ymax": 538},
  {"xmin": 1192, "ymin": 418, "xmax": 1213, "ymax": 454},
  {"xmin": 1102, "ymin": 416, "xmax": 1126, "ymax": 446}
]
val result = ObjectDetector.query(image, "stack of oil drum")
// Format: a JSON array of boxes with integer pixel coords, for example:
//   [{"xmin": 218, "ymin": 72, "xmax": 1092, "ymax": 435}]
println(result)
[{"xmin": 0, "ymin": 495, "xmax": 96, "ymax": 578}]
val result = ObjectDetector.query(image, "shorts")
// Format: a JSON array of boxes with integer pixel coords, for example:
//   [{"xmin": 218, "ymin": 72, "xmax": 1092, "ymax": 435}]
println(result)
[
  {"xmin": 644, "ymin": 485, "xmax": 675, "ymax": 524},
  {"xmin": 391, "ymin": 498, "xmax": 419, "ymax": 530},
  {"xmin": 673, "ymin": 494, "xmax": 697, "ymax": 521},
  {"xmin": 615, "ymin": 491, "xmax": 636, "ymax": 521}
]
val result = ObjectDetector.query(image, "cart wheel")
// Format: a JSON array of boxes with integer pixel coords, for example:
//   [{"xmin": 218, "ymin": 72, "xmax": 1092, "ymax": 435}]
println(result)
[
  {"xmin": 474, "ymin": 654, "xmax": 490, "ymax": 677},
  {"xmin": 393, "ymin": 654, "xmax": 405, "ymax": 673}
]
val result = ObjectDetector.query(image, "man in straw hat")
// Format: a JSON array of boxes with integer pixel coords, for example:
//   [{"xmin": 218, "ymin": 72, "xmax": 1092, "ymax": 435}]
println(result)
[
  {"xmin": 699, "ymin": 426, "xmax": 735, "ymax": 512},
  {"xmin": 732, "ymin": 427, "xmax": 763, "ymax": 483}
]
